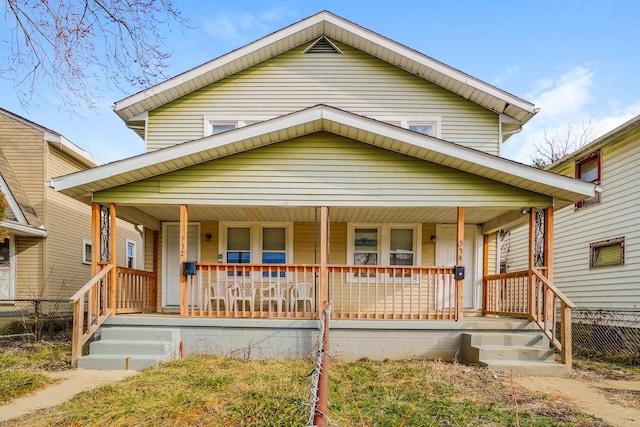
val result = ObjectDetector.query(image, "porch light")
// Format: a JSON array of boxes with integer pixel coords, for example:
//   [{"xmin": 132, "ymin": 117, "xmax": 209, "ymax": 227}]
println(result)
[
  {"xmin": 430, "ymin": 235, "xmax": 436, "ymax": 243},
  {"xmin": 520, "ymin": 208, "xmax": 531, "ymax": 215}
]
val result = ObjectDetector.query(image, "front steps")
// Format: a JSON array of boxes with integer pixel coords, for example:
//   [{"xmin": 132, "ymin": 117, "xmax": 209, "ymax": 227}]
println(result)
[
  {"xmin": 460, "ymin": 331, "xmax": 569, "ymax": 377},
  {"xmin": 77, "ymin": 327, "xmax": 181, "ymax": 370}
]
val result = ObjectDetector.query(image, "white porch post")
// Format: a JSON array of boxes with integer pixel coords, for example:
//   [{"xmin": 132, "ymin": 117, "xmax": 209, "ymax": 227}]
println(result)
[{"xmin": 179, "ymin": 204, "xmax": 188, "ymax": 318}]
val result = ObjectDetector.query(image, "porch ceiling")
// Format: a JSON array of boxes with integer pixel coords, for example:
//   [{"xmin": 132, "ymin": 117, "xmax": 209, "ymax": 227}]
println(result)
[{"xmin": 117, "ymin": 205, "xmax": 518, "ymax": 228}]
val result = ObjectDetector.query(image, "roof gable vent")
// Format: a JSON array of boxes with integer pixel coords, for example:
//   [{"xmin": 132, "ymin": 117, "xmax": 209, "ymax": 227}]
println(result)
[{"xmin": 303, "ymin": 36, "xmax": 342, "ymax": 54}]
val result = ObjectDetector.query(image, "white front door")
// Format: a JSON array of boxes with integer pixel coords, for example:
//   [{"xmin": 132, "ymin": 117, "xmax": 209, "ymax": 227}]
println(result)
[
  {"xmin": 163, "ymin": 224, "xmax": 200, "ymax": 307},
  {"xmin": 0, "ymin": 237, "xmax": 14, "ymax": 300},
  {"xmin": 435, "ymin": 225, "xmax": 481, "ymax": 309}
]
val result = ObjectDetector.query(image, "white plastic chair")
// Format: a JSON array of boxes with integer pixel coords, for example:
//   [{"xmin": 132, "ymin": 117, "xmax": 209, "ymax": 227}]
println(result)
[
  {"xmin": 290, "ymin": 282, "xmax": 314, "ymax": 312},
  {"xmin": 209, "ymin": 282, "xmax": 231, "ymax": 311},
  {"xmin": 230, "ymin": 281, "xmax": 256, "ymax": 312},
  {"xmin": 261, "ymin": 281, "xmax": 287, "ymax": 312}
]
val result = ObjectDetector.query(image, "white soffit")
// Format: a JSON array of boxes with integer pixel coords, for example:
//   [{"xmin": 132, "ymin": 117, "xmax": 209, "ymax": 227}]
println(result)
[
  {"xmin": 52, "ymin": 105, "xmax": 594, "ymax": 205},
  {"xmin": 114, "ymin": 11, "xmax": 536, "ymax": 126}
]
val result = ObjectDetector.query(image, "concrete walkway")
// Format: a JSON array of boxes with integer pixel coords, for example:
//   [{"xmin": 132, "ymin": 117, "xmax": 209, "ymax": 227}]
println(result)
[{"xmin": 0, "ymin": 369, "xmax": 138, "ymax": 423}]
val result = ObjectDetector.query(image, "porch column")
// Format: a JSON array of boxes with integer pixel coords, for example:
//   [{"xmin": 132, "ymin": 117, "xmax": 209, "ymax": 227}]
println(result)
[
  {"xmin": 544, "ymin": 207, "xmax": 555, "ymax": 320},
  {"xmin": 90, "ymin": 203, "xmax": 100, "ymax": 276},
  {"xmin": 109, "ymin": 203, "xmax": 117, "ymax": 315},
  {"xmin": 319, "ymin": 206, "xmax": 329, "ymax": 313},
  {"xmin": 455, "ymin": 207, "xmax": 464, "ymax": 321},
  {"xmin": 179, "ymin": 204, "xmax": 188, "ymax": 318},
  {"xmin": 482, "ymin": 234, "xmax": 489, "ymax": 315},
  {"xmin": 527, "ymin": 208, "xmax": 535, "ymax": 321}
]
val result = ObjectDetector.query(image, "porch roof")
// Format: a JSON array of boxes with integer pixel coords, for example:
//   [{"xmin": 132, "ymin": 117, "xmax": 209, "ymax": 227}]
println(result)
[
  {"xmin": 50, "ymin": 105, "xmax": 597, "ymax": 215},
  {"xmin": 113, "ymin": 11, "xmax": 537, "ymax": 138}
]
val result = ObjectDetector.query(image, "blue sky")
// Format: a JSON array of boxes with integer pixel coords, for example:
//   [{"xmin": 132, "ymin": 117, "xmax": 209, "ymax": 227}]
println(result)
[{"xmin": 1, "ymin": 0, "xmax": 639, "ymax": 165}]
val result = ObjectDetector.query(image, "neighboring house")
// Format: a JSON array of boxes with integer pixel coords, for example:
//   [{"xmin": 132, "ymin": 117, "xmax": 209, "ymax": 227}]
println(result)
[
  {"xmin": 503, "ymin": 115, "xmax": 639, "ymax": 310},
  {"xmin": 50, "ymin": 11, "xmax": 596, "ymax": 371},
  {"xmin": 0, "ymin": 108, "xmax": 143, "ymax": 305}
]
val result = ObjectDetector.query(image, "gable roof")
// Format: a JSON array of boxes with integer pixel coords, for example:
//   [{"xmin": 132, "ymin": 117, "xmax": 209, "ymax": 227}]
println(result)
[
  {"xmin": 52, "ymin": 105, "xmax": 595, "ymax": 210},
  {"xmin": 114, "ymin": 11, "xmax": 537, "ymax": 133},
  {"xmin": 0, "ymin": 147, "xmax": 47, "ymax": 237}
]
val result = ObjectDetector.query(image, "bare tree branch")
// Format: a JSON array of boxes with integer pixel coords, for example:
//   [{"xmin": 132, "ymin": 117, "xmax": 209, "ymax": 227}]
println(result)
[
  {"xmin": 1, "ymin": 0, "xmax": 188, "ymax": 114},
  {"xmin": 531, "ymin": 120, "xmax": 597, "ymax": 168}
]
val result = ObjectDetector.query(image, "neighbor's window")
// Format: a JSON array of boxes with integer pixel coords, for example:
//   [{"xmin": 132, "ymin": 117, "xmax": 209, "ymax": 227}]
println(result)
[
  {"xmin": 126, "ymin": 239, "xmax": 137, "ymax": 269},
  {"xmin": 575, "ymin": 151, "xmax": 601, "ymax": 209},
  {"xmin": 590, "ymin": 237, "xmax": 624, "ymax": 268},
  {"xmin": 82, "ymin": 239, "xmax": 91, "ymax": 264}
]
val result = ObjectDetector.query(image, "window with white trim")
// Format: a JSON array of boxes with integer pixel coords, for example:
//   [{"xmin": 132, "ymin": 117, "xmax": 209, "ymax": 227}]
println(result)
[
  {"xmin": 220, "ymin": 222, "xmax": 293, "ymax": 271},
  {"xmin": 204, "ymin": 116, "xmax": 274, "ymax": 137},
  {"xmin": 126, "ymin": 239, "xmax": 137, "ymax": 269},
  {"xmin": 408, "ymin": 122, "xmax": 435, "ymax": 136},
  {"xmin": 370, "ymin": 116, "xmax": 440, "ymax": 138},
  {"xmin": 590, "ymin": 237, "xmax": 624, "ymax": 268},
  {"xmin": 348, "ymin": 224, "xmax": 421, "ymax": 266},
  {"xmin": 82, "ymin": 239, "xmax": 91, "ymax": 264}
]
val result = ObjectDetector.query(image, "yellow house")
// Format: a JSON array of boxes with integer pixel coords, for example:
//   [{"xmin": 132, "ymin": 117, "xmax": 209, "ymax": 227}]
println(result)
[{"xmin": 50, "ymin": 12, "xmax": 598, "ymax": 373}]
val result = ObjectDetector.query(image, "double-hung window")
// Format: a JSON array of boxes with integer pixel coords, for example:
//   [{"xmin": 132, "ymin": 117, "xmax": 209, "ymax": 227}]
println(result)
[
  {"xmin": 575, "ymin": 151, "xmax": 601, "ymax": 209},
  {"xmin": 126, "ymin": 239, "xmax": 137, "ymax": 269},
  {"xmin": 348, "ymin": 224, "xmax": 421, "ymax": 281}
]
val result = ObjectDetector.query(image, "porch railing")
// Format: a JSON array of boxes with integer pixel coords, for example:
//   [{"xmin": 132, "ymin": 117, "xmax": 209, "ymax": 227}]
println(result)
[
  {"xmin": 115, "ymin": 267, "xmax": 157, "ymax": 314},
  {"xmin": 69, "ymin": 264, "xmax": 113, "ymax": 367},
  {"xmin": 484, "ymin": 268, "xmax": 575, "ymax": 367},
  {"xmin": 187, "ymin": 264, "xmax": 458, "ymax": 320}
]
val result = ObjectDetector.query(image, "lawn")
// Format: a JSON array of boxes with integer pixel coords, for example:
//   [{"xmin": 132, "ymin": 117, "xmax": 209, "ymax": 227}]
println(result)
[{"xmin": 2, "ymin": 351, "xmax": 610, "ymax": 427}]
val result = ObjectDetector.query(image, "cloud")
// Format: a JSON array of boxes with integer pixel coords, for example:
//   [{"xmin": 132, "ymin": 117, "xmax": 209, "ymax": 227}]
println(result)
[
  {"xmin": 503, "ymin": 66, "xmax": 640, "ymax": 164},
  {"xmin": 203, "ymin": 7, "xmax": 298, "ymax": 44}
]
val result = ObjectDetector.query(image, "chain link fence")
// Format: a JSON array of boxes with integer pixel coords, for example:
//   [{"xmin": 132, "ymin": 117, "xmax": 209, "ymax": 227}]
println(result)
[
  {"xmin": 571, "ymin": 308, "xmax": 640, "ymax": 365},
  {"xmin": 0, "ymin": 299, "xmax": 73, "ymax": 341}
]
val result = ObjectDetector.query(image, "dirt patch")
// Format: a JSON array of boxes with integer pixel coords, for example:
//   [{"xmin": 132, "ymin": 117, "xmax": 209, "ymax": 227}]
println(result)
[{"xmin": 514, "ymin": 372, "xmax": 640, "ymax": 427}]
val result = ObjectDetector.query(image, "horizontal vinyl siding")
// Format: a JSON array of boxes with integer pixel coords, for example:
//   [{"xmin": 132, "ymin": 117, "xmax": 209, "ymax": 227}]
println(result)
[
  {"xmin": 552, "ymin": 138, "xmax": 640, "ymax": 309},
  {"xmin": 14, "ymin": 236, "xmax": 44, "ymax": 298},
  {"xmin": 95, "ymin": 133, "xmax": 549, "ymax": 207},
  {"xmin": 0, "ymin": 115, "xmax": 45, "ymax": 219},
  {"xmin": 147, "ymin": 41, "xmax": 499, "ymax": 154}
]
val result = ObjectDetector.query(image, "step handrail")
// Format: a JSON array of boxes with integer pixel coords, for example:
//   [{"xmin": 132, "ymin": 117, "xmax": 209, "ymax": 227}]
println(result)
[{"xmin": 69, "ymin": 264, "xmax": 114, "ymax": 366}]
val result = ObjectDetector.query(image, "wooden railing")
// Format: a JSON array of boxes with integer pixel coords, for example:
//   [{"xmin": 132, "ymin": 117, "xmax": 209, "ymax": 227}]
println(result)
[
  {"xmin": 115, "ymin": 267, "xmax": 157, "ymax": 314},
  {"xmin": 329, "ymin": 266, "xmax": 457, "ymax": 320},
  {"xmin": 187, "ymin": 264, "xmax": 458, "ymax": 320},
  {"xmin": 69, "ymin": 264, "xmax": 113, "ymax": 367},
  {"xmin": 484, "ymin": 268, "xmax": 575, "ymax": 367}
]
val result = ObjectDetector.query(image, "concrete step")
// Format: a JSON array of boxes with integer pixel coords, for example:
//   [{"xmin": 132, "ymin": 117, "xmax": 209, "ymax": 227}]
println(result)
[
  {"xmin": 77, "ymin": 354, "xmax": 165, "ymax": 371},
  {"xmin": 462, "ymin": 332, "xmax": 549, "ymax": 348},
  {"xmin": 89, "ymin": 340, "xmax": 170, "ymax": 356},
  {"xmin": 77, "ymin": 327, "xmax": 181, "ymax": 371},
  {"xmin": 471, "ymin": 345, "xmax": 556, "ymax": 362},
  {"xmin": 481, "ymin": 360, "xmax": 569, "ymax": 377}
]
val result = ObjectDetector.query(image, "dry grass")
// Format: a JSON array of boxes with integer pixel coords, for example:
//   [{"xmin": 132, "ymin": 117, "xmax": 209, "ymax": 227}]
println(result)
[{"xmin": 2, "ymin": 355, "xmax": 612, "ymax": 427}]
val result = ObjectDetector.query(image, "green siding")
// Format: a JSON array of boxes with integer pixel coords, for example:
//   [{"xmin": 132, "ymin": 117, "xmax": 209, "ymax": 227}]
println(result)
[
  {"xmin": 95, "ymin": 132, "xmax": 549, "ymax": 207},
  {"xmin": 147, "ymin": 41, "xmax": 499, "ymax": 155}
]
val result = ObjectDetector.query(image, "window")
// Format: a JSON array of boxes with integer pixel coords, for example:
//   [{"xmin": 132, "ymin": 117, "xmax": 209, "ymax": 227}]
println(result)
[
  {"xmin": 82, "ymin": 239, "xmax": 91, "ymax": 264},
  {"xmin": 211, "ymin": 123, "xmax": 236, "ymax": 135},
  {"xmin": 220, "ymin": 222, "xmax": 293, "ymax": 269},
  {"xmin": 204, "ymin": 116, "xmax": 274, "ymax": 137},
  {"xmin": 348, "ymin": 224, "xmax": 421, "ymax": 266},
  {"xmin": 408, "ymin": 123, "xmax": 435, "ymax": 136},
  {"xmin": 575, "ymin": 151, "xmax": 601, "ymax": 209},
  {"xmin": 370, "ymin": 116, "xmax": 440, "ymax": 137},
  {"xmin": 590, "ymin": 237, "xmax": 624, "ymax": 268},
  {"xmin": 126, "ymin": 239, "xmax": 137, "ymax": 269}
]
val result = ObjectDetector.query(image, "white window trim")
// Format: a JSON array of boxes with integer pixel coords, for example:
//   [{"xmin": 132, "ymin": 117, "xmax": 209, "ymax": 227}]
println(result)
[
  {"xmin": 347, "ymin": 223, "xmax": 422, "ymax": 266},
  {"xmin": 218, "ymin": 222, "xmax": 294, "ymax": 265},
  {"xmin": 82, "ymin": 238, "xmax": 92, "ymax": 265},
  {"xmin": 0, "ymin": 236, "xmax": 16, "ymax": 302},
  {"xmin": 126, "ymin": 239, "xmax": 137, "ymax": 269},
  {"xmin": 369, "ymin": 115, "xmax": 441, "ymax": 138},
  {"xmin": 203, "ymin": 115, "xmax": 275, "ymax": 137}
]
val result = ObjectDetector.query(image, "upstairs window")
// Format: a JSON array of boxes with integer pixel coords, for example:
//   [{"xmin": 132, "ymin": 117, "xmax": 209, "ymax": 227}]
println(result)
[
  {"xmin": 575, "ymin": 151, "xmax": 601, "ymax": 209},
  {"xmin": 211, "ymin": 123, "xmax": 236, "ymax": 135},
  {"xmin": 408, "ymin": 123, "xmax": 435, "ymax": 136}
]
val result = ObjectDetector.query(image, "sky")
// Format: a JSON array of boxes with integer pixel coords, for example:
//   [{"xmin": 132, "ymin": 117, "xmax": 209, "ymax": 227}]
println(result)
[{"xmin": 1, "ymin": 0, "xmax": 639, "ymax": 165}]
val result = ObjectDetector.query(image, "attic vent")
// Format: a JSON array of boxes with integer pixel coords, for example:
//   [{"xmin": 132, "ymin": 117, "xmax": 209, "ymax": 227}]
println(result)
[{"xmin": 303, "ymin": 36, "xmax": 342, "ymax": 54}]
